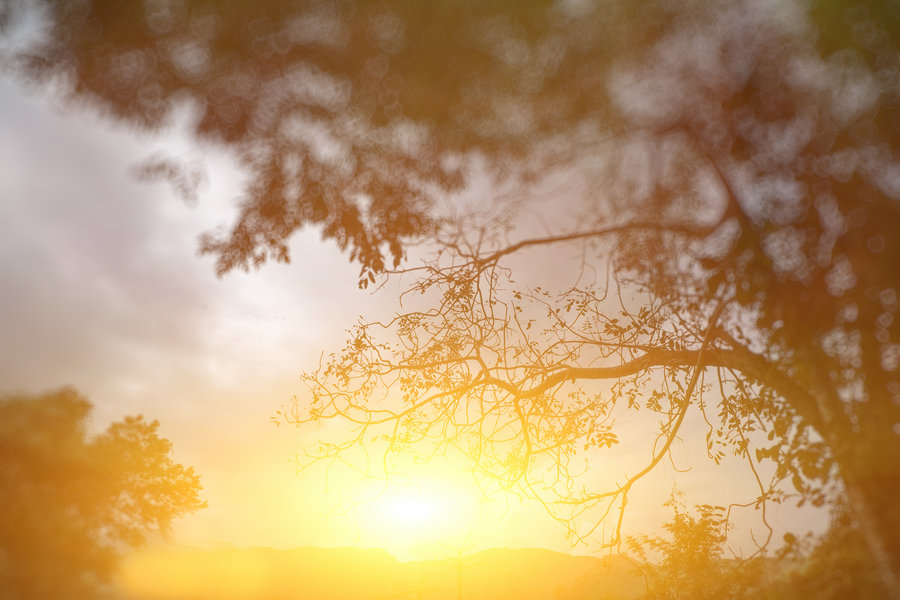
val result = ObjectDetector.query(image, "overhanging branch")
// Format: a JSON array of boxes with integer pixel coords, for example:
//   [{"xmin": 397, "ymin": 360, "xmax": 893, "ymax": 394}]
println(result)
[
  {"xmin": 470, "ymin": 222, "xmax": 715, "ymax": 268},
  {"xmin": 491, "ymin": 347, "xmax": 823, "ymax": 433}
]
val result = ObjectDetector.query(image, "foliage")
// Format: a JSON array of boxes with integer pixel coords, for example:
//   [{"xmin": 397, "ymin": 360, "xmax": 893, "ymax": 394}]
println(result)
[
  {"xmin": 6, "ymin": 0, "xmax": 900, "ymax": 595},
  {"xmin": 0, "ymin": 388, "xmax": 206, "ymax": 599},
  {"xmin": 3, "ymin": 0, "xmax": 725, "ymax": 286},
  {"xmin": 287, "ymin": 1, "xmax": 899, "ymax": 593},
  {"xmin": 628, "ymin": 496, "xmax": 887, "ymax": 600},
  {"xmin": 627, "ymin": 492, "xmax": 731, "ymax": 600},
  {"xmin": 764, "ymin": 502, "xmax": 886, "ymax": 599}
]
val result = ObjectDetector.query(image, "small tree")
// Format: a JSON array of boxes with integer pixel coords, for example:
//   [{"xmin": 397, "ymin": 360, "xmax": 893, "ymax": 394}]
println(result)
[
  {"xmin": 627, "ymin": 492, "xmax": 733, "ymax": 600},
  {"xmin": 0, "ymin": 388, "xmax": 206, "ymax": 599},
  {"xmin": 629, "ymin": 497, "xmax": 889, "ymax": 599}
]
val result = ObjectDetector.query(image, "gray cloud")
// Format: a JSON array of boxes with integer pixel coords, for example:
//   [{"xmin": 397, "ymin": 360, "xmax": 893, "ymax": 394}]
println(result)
[{"xmin": 0, "ymin": 76, "xmax": 384, "ymax": 547}]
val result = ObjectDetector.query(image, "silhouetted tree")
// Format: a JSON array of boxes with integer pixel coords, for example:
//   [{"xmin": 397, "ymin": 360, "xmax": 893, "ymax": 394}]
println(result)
[
  {"xmin": 626, "ymin": 492, "xmax": 734, "ymax": 600},
  {"xmin": 6, "ymin": 0, "xmax": 900, "ymax": 595},
  {"xmin": 0, "ymin": 388, "xmax": 205, "ymax": 599},
  {"xmin": 629, "ymin": 496, "xmax": 888, "ymax": 599}
]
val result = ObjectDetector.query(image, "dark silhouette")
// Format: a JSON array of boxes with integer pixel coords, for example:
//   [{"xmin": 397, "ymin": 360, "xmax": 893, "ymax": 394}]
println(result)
[
  {"xmin": 6, "ymin": 0, "xmax": 900, "ymax": 595},
  {"xmin": 0, "ymin": 388, "xmax": 205, "ymax": 599}
]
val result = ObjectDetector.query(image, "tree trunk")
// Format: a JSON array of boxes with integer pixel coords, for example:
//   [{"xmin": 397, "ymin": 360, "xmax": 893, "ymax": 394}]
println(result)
[
  {"xmin": 796, "ymin": 341, "xmax": 900, "ymax": 599},
  {"xmin": 834, "ymin": 435, "xmax": 900, "ymax": 600}
]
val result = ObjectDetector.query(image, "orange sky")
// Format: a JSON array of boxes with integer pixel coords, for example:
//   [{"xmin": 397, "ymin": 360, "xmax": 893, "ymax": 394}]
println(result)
[{"xmin": 0, "ymin": 76, "xmax": 827, "ymax": 562}]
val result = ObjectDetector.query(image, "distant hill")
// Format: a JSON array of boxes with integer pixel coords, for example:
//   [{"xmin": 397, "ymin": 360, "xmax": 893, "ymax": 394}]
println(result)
[{"xmin": 117, "ymin": 545, "xmax": 645, "ymax": 600}]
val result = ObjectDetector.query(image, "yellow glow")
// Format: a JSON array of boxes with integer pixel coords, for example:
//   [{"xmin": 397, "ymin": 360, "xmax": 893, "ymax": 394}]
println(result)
[
  {"xmin": 119, "ymin": 548, "xmax": 269, "ymax": 600},
  {"xmin": 379, "ymin": 489, "xmax": 438, "ymax": 524},
  {"xmin": 166, "ymin": 435, "xmax": 585, "ymax": 563},
  {"xmin": 350, "ymin": 463, "xmax": 488, "ymax": 559}
]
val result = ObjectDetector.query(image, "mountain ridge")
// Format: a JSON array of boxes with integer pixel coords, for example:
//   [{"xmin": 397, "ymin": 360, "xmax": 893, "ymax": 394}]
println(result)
[{"xmin": 118, "ymin": 544, "xmax": 644, "ymax": 599}]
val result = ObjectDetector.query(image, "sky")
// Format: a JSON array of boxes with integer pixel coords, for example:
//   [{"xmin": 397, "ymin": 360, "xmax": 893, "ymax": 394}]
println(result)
[
  {"xmin": 0, "ymin": 70, "xmax": 827, "ymax": 561},
  {"xmin": 0, "ymin": 73, "xmax": 583, "ymax": 560}
]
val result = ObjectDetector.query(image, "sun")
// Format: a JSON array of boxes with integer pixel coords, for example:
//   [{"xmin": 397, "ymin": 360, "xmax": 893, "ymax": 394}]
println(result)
[
  {"xmin": 368, "ymin": 482, "xmax": 457, "ymax": 535},
  {"xmin": 383, "ymin": 490, "xmax": 439, "ymax": 525},
  {"xmin": 353, "ymin": 465, "xmax": 486, "ymax": 559}
]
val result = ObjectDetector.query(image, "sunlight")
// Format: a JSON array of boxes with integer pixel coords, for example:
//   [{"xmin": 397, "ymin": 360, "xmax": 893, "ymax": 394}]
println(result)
[
  {"xmin": 119, "ymin": 548, "xmax": 269, "ymax": 600},
  {"xmin": 382, "ymin": 490, "xmax": 438, "ymax": 525},
  {"xmin": 351, "ymin": 463, "xmax": 489, "ymax": 560}
]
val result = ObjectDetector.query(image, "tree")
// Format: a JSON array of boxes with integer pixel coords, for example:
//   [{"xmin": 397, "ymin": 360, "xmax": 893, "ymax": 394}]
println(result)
[
  {"xmin": 627, "ymin": 495, "xmax": 887, "ymax": 599},
  {"xmin": 6, "ymin": 0, "xmax": 900, "ymax": 595},
  {"xmin": 286, "ymin": 4, "xmax": 899, "ymax": 595},
  {"xmin": 0, "ymin": 388, "xmax": 206, "ymax": 599},
  {"xmin": 770, "ymin": 501, "xmax": 886, "ymax": 599},
  {"xmin": 626, "ymin": 492, "xmax": 735, "ymax": 600},
  {"xmin": 3, "ymin": 0, "xmax": 675, "ymax": 287}
]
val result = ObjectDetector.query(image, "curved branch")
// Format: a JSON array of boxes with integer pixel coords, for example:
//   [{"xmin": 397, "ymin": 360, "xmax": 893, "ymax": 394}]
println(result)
[
  {"xmin": 477, "ymin": 346, "xmax": 822, "ymax": 434},
  {"xmin": 471, "ymin": 222, "xmax": 715, "ymax": 268}
]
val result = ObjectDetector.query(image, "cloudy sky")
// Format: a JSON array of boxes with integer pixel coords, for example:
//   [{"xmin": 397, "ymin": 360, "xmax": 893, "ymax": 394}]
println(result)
[
  {"xmin": 0, "ymin": 73, "xmax": 591, "ymax": 559},
  {"xmin": 0, "ymin": 66, "xmax": 827, "ymax": 561}
]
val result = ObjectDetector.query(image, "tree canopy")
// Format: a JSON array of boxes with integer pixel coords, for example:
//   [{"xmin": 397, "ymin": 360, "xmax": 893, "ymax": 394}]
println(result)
[
  {"xmin": 5, "ymin": 0, "xmax": 690, "ymax": 285},
  {"xmin": 0, "ymin": 388, "xmax": 205, "ymax": 599},
  {"xmin": 6, "ymin": 0, "xmax": 900, "ymax": 596}
]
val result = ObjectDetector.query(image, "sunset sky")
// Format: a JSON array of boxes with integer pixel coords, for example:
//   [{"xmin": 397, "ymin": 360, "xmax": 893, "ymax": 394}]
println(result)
[{"xmin": 0, "ymin": 72, "xmax": 826, "ymax": 562}]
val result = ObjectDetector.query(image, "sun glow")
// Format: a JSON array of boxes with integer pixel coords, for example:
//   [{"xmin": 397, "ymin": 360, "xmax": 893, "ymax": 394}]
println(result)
[
  {"xmin": 381, "ymin": 490, "xmax": 439, "ymax": 525},
  {"xmin": 351, "ymin": 464, "xmax": 489, "ymax": 559}
]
